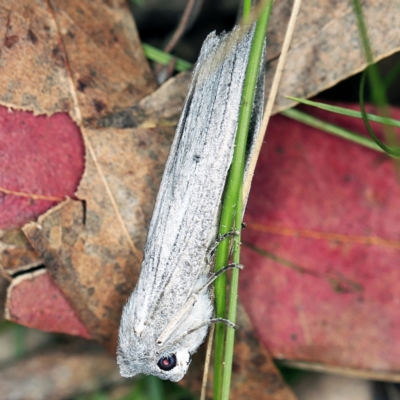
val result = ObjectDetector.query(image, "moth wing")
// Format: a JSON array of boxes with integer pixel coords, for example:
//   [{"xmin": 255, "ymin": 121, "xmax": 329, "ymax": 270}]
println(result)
[{"xmin": 132, "ymin": 27, "xmax": 263, "ymax": 334}]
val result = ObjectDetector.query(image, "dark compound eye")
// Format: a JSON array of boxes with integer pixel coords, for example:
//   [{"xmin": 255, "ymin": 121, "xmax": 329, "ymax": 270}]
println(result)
[{"xmin": 157, "ymin": 354, "xmax": 177, "ymax": 371}]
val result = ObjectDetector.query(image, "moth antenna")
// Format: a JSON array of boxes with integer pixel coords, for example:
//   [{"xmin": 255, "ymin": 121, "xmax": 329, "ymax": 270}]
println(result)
[
  {"xmin": 157, "ymin": 318, "xmax": 237, "ymax": 354},
  {"xmin": 156, "ymin": 263, "xmax": 243, "ymax": 347}
]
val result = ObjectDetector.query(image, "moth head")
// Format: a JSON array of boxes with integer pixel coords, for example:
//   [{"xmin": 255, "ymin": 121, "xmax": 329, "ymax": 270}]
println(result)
[
  {"xmin": 117, "ymin": 335, "xmax": 192, "ymax": 382},
  {"xmin": 117, "ymin": 293, "xmax": 192, "ymax": 382}
]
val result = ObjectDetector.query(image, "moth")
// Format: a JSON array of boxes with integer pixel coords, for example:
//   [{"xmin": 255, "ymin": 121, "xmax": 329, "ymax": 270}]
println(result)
[{"xmin": 117, "ymin": 24, "xmax": 265, "ymax": 382}]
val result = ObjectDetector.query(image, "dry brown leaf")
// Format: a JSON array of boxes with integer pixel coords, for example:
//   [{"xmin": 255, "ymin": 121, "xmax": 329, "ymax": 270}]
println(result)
[
  {"xmin": 0, "ymin": 0, "xmax": 155, "ymax": 117},
  {"xmin": 1, "ymin": 228, "xmax": 42, "ymax": 276},
  {"xmin": 0, "ymin": 228, "xmax": 42, "ymax": 323},
  {"xmin": 268, "ymin": 0, "xmax": 400, "ymax": 112},
  {"xmin": 0, "ymin": 0, "xmax": 160, "ymax": 350}
]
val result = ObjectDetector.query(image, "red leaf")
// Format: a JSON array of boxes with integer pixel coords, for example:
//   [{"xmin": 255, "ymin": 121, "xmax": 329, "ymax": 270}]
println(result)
[
  {"xmin": 240, "ymin": 105, "xmax": 400, "ymax": 372},
  {"xmin": 1, "ymin": 107, "xmax": 85, "ymax": 337},
  {"xmin": 0, "ymin": 107, "xmax": 84, "ymax": 229},
  {"xmin": 7, "ymin": 270, "xmax": 91, "ymax": 338}
]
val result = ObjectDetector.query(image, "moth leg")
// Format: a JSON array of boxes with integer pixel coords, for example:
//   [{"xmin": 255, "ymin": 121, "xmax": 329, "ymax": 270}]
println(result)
[
  {"xmin": 206, "ymin": 230, "xmax": 240, "ymax": 264},
  {"xmin": 209, "ymin": 317, "xmax": 236, "ymax": 329},
  {"xmin": 185, "ymin": 318, "xmax": 236, "ymax": 337},
  {"xmin": 198, "ymin": 263, "xmax": 244, "ymax": 294},
  {"xmin": 157, "ymin": 265, "xmax": 243, "ymax": 347}
]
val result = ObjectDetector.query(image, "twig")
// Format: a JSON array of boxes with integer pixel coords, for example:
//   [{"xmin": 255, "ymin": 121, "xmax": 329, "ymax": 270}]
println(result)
[
  {"xmin": 0, "ymin": 186, "xmax": 63, "ymax": 202},
  {"xmin": 155, "ymin": 0, "xmax": 200, "ymax": 83},
  {"xmin": 164, "ymin": 0, "xmax": 198, "ymax": 53},
  {"xmin": 243, "ymin": 0, "xmax": 302, "ymax": 200},
  {"xmin": 200, "ymin": 323, "xmax": 215, "ymax": 400}
]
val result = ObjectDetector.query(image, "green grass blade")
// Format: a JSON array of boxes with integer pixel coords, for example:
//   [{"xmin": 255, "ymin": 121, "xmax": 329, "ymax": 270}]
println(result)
[
  {"xmin": 282, "ymin": 108, "xmax": 383, "ymax": 152},
  {"xmin": 352, "ymin": 0, "xmax": 385, "ymax": 106},
  {"xmin": 213, "ymin": 2, "xmax": 272, "ymax": 399},
  {"xmin": 218, "ymin": 7, "xmax": 254, "ymax": 397},
  {"xmin": 121, "ymin": 378, "xmax": 147, "ymax": 400},
  {"xmin": 142, "ymin": 43, "xmax": 192, "ymax": 72},
  {"xmin": 145, "ymin": 376, "xmax": 165, "ymax": 400},
  {"xmin": 220, "ymin": 188, "xmax": 242, "ymax": 400},
  {"xmin": 352, "ymin": 0, "xmax": 400, "ymax": 163},
  {"xmin": 13, "ymin": 324, "xmax": 26, "ymax": 359},
  {"xmin": 243, "ymin": 0, "xmax": 252, "ymax": 19},
  {"xmin": 359, "ymin": 70, "xmax": 400, "ymax": 157},
  {"xmin": 286, "ymin": 96, "xmax": 400, "ymax": 128}
]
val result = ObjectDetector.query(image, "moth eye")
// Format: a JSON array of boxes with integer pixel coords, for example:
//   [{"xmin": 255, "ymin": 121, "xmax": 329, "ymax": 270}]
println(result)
[{"xmin": 157, "ymin": 354, "xmax": 177, "ymax": 371}]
